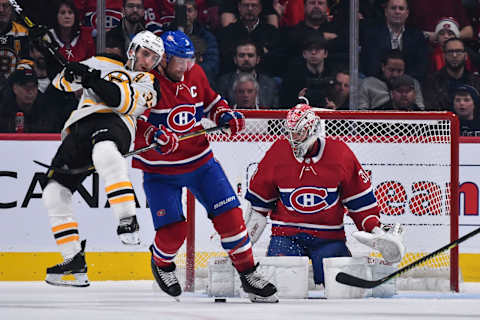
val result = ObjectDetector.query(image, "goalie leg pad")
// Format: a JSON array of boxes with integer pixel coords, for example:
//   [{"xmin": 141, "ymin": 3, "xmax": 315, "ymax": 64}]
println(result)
[
  {"xmin": 323, "ymin": 257, "xmax": 397, "ymax": 299},
  {"xmin": 43, "ymin": 180, "xmax": 81, "ymax": 259}
]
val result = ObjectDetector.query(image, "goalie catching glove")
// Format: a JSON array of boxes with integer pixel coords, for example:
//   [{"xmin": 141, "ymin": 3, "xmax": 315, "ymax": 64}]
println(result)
[
  {"xmin": 352, "ymin": 223, "xmax": 405, "ymax": 264},
  {"xmin": 216, "ymin": 108, "xmax": 245, "ymax": 136},
  {"xmin": 144, "ymin": 124, "xmax": 179, "ymax": 155}
]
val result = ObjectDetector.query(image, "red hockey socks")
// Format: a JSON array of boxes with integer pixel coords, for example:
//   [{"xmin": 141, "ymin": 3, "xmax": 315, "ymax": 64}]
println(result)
[
  {"xmin": 212, "ymin": 208, "xmax": 255, "ymax": 272},
  {"xmin": 151, "ymin": 221, "xmax": 187, "ymax": 268}
]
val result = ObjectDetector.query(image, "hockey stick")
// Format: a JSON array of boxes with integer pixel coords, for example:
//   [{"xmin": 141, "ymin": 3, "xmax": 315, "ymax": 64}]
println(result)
[
  {"xmin": 8, "ymin": 0, "xmax": 67, "ymax": 67},
  {"xmin": 336, "ymin": 226, "xmax": 480, "ymax": 289},
  {"xmin": 34, "ymin": 124, "xmax": 228, "ymax": 175}
]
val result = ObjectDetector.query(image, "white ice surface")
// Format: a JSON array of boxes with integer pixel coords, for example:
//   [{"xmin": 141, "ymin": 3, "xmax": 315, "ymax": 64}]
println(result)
[{"xmin": 1, "ymin": 281, "xmax": 480, "ymax": 320}]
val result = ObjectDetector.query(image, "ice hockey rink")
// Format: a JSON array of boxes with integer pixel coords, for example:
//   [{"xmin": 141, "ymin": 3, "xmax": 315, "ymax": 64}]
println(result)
[{"xmin": 1, "ymin": 281, "xmax": 480, "ymax": 320}]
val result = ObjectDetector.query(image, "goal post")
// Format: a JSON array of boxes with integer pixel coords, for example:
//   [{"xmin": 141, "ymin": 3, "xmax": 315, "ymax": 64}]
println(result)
[{"xmin": 178, "ymin": 110, "xmax": 460, "ymax": 293}]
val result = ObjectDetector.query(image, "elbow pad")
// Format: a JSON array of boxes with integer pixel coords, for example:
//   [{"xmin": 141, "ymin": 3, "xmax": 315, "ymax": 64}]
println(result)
[{"xmin": 89, "ymin": 78, "xmax": 121, "ymax": 107}]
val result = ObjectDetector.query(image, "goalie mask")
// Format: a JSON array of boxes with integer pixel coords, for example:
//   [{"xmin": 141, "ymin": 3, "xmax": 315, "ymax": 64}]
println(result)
[
  {"xmin": 127, "ymin": 30, "xmax": 164, "ymax": 70},
  {"xmin": 285, "ymin": 104, "xmax": 321, "ymax": 158}
]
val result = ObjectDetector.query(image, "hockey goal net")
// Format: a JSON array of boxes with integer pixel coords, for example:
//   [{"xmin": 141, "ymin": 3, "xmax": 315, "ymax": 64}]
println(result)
[{"xmin": 174, "ymin": 110, "xmax": 460, "ymax": 292}]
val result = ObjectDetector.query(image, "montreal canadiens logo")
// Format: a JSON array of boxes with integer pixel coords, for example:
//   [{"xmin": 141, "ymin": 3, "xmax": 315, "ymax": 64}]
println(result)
[
  {"xmin": 289, "ymin": 187, "xmax": 329, "ymax": 214},
  {"xmin": 167, "ymin": 104, "xmax": 197, "ymax": 132}
]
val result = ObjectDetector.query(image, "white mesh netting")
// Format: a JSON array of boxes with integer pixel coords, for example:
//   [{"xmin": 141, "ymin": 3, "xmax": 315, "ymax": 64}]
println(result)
[{"xmin": 173, "ymin": 110, "xmax": 459, "ymax": 292}]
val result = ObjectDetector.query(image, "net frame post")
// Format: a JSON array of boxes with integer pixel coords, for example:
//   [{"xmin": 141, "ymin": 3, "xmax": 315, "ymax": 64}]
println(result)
[{"xmin": 184, "ymin": 110, "xmax": 460, "ymax": 292}]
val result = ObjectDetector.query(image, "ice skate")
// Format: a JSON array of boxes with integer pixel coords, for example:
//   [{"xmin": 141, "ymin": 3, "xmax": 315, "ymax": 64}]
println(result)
[
  {"xmin": 150, "ymin": 245, "xmax": 181, "ymax": 299},
  {"xmin": 45, "ymin": 239, "xmax": 89, "ymax": 287},
  {"xmin": 117, "ymin": 215, "xmax": 140, "ymax": 245},
  {"xmin": 239, "ymin": 263, "xmax": 278, "ymax": 303}
]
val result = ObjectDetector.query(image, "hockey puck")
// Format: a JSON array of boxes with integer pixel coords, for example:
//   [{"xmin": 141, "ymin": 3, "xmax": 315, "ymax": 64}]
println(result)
[{"xmin": 214, "ymin": 298, "xmax": 227, "ymax": 303}]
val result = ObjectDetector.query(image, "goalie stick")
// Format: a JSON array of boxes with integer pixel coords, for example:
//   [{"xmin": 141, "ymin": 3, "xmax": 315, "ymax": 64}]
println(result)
[
  {"xmin": 336, "ymin": 226, "xmax": 480, "ymax": 289},
  {"xmin": 34, "ymin": 124, "xmax": 229, "ymax": 175}
]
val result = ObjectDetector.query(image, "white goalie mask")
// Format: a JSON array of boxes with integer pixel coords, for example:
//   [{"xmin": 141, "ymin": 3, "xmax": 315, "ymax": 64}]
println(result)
[
  {"xmin": 285, "ymin": 104, "xmax": 321, "ymax": 158},
  {"xmin": 127, "ymin": 30, "xmax": 164, "ymax": 70}
]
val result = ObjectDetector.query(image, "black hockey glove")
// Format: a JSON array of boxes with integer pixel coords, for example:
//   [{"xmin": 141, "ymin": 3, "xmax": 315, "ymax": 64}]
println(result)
[
  {"xmin": 64, "ymin": 62, "xmax": 101, "ymax": 89},
  {"xmin": 28, "ymin": 25, "xmax": 50, "ymax": 41}
]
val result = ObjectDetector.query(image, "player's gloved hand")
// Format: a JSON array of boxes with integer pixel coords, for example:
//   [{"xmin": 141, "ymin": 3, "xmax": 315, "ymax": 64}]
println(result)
[
  {"xmin": 352, "ymin": 223, "xmax": 405, "ymax": 264},
  {"xmin": 217, "ymin": 108, "xmax": 245, "ymax": 136},
  {"xmin": 145, "ymin": 124, "xmax": 179, "ymax": 155},
  {"xmin": 29, "ymin": 25, "xmax": 51, "ymax": 42},
  {"xmin": 64, "ymin": 62, "xmax": 101, "ymax": 88}
]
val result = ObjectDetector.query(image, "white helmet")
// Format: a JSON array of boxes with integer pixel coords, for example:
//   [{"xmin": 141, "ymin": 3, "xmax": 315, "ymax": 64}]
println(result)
[
  {"xmin": 127, "ymin": 30, "xmax": 164, "ymax": 69},
  {"xmin": 285, "ymin": 104, "xmax": 321, "ymax": 158}
]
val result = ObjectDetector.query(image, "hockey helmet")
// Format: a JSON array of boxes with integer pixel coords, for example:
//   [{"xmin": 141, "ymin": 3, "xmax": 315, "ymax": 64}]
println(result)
[
  {"xmin": 127, "ymin": 30, "xmax": 164, "ymax": 70},
  {"xmin": 161, "ymin": 30, "xmax": 195, "ymax": 60},
  {"xmin": 285, "ymin": 104, "xmax": 321, "ymax": 158}
]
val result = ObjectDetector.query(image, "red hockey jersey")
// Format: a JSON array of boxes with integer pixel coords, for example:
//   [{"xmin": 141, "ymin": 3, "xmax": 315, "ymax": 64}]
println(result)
[
  {"xmin": 75, "ymin": 0, "xmax": 162, "ymax": 31},
  {"xmin": 245, "ymin": 137, "xmax": 380, "ymax": 240},
  {"xmin": 132, "ymin": 64, "xmax": 230, "ymax": 175},
  {"xmin": 48, "ymin": 27, "xmax": 95, "ymax": 62}
]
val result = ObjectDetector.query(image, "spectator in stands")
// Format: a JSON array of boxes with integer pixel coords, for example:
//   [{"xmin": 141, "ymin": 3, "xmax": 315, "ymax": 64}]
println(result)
[
  {"xmin": 106, "ymin": 0, "xmax": 146, "ymax": 56},
  {"xmin": 358, "ymin": 49, "xmax": 424, "ymax": 110},
  {"xmin": 216, "ymin": 0, "xmax": 282, "ymax": 76},
  {"xmin": 360, "ymin": 0, "xmax": 428, "ymax": 82},
  {"xmin": 220, "ymin": 0, "xmax": 279, "ymax": 28},
  {"xmin": 408, "ymin": 0, "xmax": 474, "ymax": 43},
  {"xmin": 273, "ymin": 0, "xmax": 304, "ymax": 28},
  {"xmin": 284, "ymin": 0, "xmax": 348, "ymax": 69},
  {"xmin": 374, "ymin": 74, "xmax": 421, "ymax": 111},
  {"xmin": 46, "ymin": 0, "xmax": 96, "ymax": 77},
  {"xmin": 0, "ymin": 0, "xmax": 30, "ymax": 82},
  {"xmin": 74, "ymin": 0, "xmax": 163, "ymax": 35},
  {"xmin": 21, "ymin": 41, "xmax": 51, "ymax": 93},
  {"xmin": 0, "ymin": 68, "xmax": 56, "ymax": 133},
  {"xmin": 452, "ymin": 84, "xmax": 480, "ymax": 136},
  {"xmin": 423, "ymin": 38, "xmax": 480, "ymax": 111},
  {"xmin": 325, "ymin": 69, "xmax": 350, "ymax": 110},
  {"xmin": 232, "ymin": 73, "xmax": 261, "ymax": 109},
  {"xmin": 430, "ymin": 18, "xmax": 478, "ymax": 73},
  {"xmin": 280, "ymin": 35, "xmax": 333, "ymax": 108},
  {"xmin": 168, "ymin": 0, "xmax": 219, "ymax": 85},
  {"xmin": 216, "ymin": 39, "xmax": 279, "ymax": 108}
]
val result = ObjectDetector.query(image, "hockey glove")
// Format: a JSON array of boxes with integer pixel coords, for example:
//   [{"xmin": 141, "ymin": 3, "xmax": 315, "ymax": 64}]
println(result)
[
  {"xmin": 28, "ymin": 25, "xmax": 51, "ymax": 43},
  {"xmin": 145, "ymin": 124, "xmax": 179, "ymax": 155},
  {"xmin": 64, "ymin": 62, "xmax": 101, "ymax": 89},
  {"xmin": 217, "ymin": 109, "xmax": 245, "ymax": 136},
  {"xmin": 352, "ymin": 223, "xmax": 405, "ymax": 264}
]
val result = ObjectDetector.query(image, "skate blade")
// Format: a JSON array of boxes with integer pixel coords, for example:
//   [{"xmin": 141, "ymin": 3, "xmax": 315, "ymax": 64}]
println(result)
[
  {"xmin": 45, "ymin": 273, "xmax": 90, "ymax": 288},
  {"xmin": 248, "ymin": 293, "xmax": 279, "ymax": 303},
  {"xmin": 119, "ymin": 232, "xmax": 140, "ymax": 245}
]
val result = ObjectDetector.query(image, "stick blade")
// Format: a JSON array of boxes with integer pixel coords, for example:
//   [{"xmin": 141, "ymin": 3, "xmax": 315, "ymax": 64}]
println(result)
[{"xmin": 335, "ymin": 272, "xmax": 383, "ymax": 289}]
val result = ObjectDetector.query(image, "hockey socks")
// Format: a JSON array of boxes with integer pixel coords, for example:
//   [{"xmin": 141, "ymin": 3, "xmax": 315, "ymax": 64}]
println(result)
[
  {"xmin": 43, "ymin": 180, "xmax": 81, "ymax": 259},
  {"xmin": 92, "ymin": 141, "xmax": 139, "ymax": 244},
  {"xmin": 150, "ymin": 222, "xmax": 187, "ymax": 297},
  {"xmin": 212, "ymin": 208, "xmax": 254, "ymax": 272},
  {"xmin": 151, "ymin": 221, "xmax": 187, "ymax": 267}
]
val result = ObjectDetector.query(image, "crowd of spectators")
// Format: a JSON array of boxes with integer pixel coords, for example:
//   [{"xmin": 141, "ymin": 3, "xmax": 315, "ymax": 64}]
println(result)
[{"xmin": 1, "ymin": 0, "xmax": 480, "ymax": 136}]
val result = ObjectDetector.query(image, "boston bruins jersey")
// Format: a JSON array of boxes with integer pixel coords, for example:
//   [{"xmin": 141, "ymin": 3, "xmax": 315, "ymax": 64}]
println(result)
[{"xmin": 53, "ymin": 55, "xmax": 157, "ymax": 142}]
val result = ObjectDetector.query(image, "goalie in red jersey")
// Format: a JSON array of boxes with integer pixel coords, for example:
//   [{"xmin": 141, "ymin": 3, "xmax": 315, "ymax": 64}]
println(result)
[
  {"xmin": 132, "ymin": 30, "xmax": 277, "ymax": 302},
  {"xmin": 245, "ymin": 104, "xmax": 406, "ymax": 286}
]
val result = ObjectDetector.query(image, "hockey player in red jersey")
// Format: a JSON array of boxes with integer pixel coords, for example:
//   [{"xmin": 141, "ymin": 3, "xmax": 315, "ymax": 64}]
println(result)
[
  {"xmin": 132, "ymin": 30, "xmax": 278, "ymax": 302},
  {"xmin": 245, "ymin": 104, "xmax": 405, "ymax": 286},
  {"xmin": 42, "ymin": 31, "xmax": 164, "ymax": 287}
]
